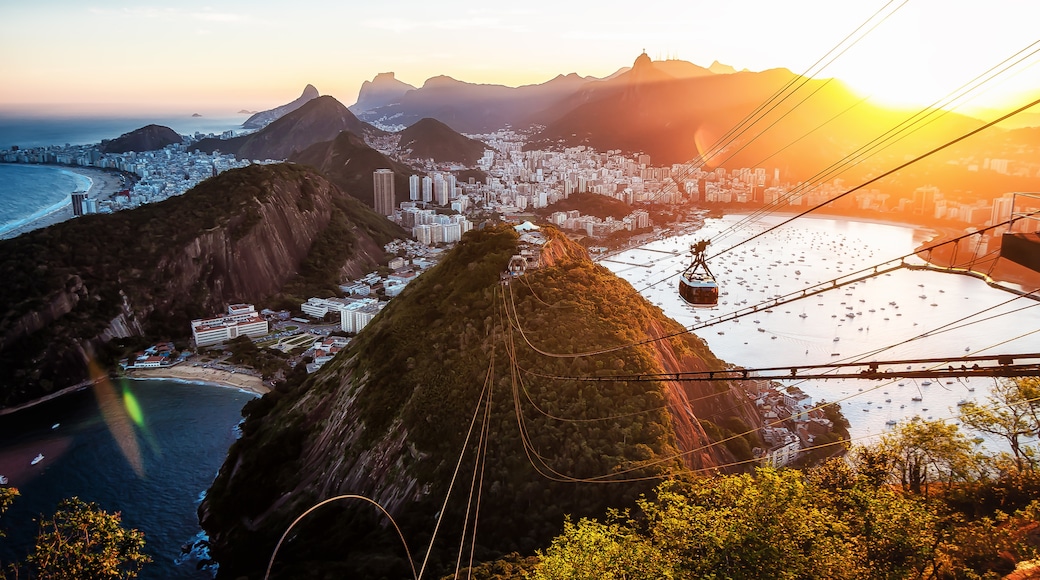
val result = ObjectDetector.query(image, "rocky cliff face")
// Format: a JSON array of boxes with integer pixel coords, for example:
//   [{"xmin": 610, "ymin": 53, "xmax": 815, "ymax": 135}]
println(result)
[
  {"xmin": 0, "ymin": 164, "xmax": 396, "ymax": 408},
  {"xmin": 200, "ymin": 225, "xmax": 758, "ymax": 579}
]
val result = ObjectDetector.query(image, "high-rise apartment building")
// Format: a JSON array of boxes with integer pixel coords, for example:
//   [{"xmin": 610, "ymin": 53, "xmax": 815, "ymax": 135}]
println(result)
[
  {"xmin": 373, "ymin": 169, "xmax": 395, "ymax": 216},
  {"xmin": 409, "ymin": 174, "xmax": 420, "ymax": 201}
]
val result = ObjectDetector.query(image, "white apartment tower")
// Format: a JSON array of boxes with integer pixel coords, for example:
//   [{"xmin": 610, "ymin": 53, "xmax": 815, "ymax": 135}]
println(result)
[
  {"xmin": 421, "ymin": 175, "xmax": 433, "ymax": 202},
  {"xmin": 373, "ymin": 169, "xmax": 395, "ymax": 216},
  {"xmin": 409, "ymin": 174, "xmax": 420, "ymax": 201}
]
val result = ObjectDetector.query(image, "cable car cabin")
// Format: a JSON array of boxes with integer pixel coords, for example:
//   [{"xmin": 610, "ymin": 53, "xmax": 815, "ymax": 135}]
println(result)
[
  {"xmin": 678, "ymin": 239, "xmax": 719, "ymax": 307},
  {"xmin": 679, "ymin": 271, "xmax": 719, "ymax": 307},
  {"xmin": 999, "ymin": 192, "xmax": 1040, "ymax": 273},
  {"xmin": 1001, "ymin": 231, "xmax": 1040, "ymax": 272}
]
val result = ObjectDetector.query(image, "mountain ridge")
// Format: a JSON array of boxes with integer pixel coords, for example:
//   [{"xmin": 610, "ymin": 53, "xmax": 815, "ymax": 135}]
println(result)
[
  {"xmin": 397, "ymin": 117, "xmax": 489, "ymax": 165},
  {"xmin": 99, "ymin": 124, "xmax": 182, "ymax": 153},
  {"xmin": 193, "ymin": 96, "xmax": 384, "ymax": 161},
  {"xmin": 243, "ymin": 84, "xmax": 320, "ymax": 129}
]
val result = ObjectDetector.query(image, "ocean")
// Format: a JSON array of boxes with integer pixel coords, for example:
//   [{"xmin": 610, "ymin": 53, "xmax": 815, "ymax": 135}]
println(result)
[
  {"xmin": 0, "ymin": 114, "xmax": 244, "ymax": 235},
  {"xmin": 0, "ymin": 164, "xmax": 89, "ymax": 235},
  {"xmin": 603, "ymin": 215, "xmax": 1040, "ymax": 443},
  {"xmin": 0, "ymin": 379, "xmax": 254, "ymax": 579},
  {"xmin": 0, "ymin": 114, "xmax": 246, "ymax": 150}
]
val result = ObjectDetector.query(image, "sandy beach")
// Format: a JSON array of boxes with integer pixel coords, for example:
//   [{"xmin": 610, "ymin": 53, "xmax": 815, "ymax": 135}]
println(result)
[
  {"xmin": 124, "ymin": 364, "xmax": 269, "ymax": 396},
  {"xmin": 0, "ymin": 165, "xmax": 127, "ymax": 239}
]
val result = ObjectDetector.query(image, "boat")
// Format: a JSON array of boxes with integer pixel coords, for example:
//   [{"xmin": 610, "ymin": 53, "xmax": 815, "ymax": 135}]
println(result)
[
  {"xmin": 31, "ymin": 453, "xmax": 44, "ymax": 465},
  {"xmin": 922, "ymin": 381, "xmax": 932, "ymax": 386},
  {"xmin": 51, "ymin": 423, "xmax": 59, "ymax": 430},
  {"xmin": 0, "ymin": 475, "xmax": 7, "ymax": 485},
  {"xmin": 886, "ymin": 419, "xmax": 898, "ymax": 426},
  {"xmin": 911, "ymin": 396, "xmax": 922, "ymax": 401}
]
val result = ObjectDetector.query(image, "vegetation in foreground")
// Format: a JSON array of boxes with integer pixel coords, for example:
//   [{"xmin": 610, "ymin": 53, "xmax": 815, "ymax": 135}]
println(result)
[
  {"xmin": 488, "ymin": 377, "xmax": 1040, "ymax": 580},
  {"xmin": 0, "ymin": 489, "xmax": 150, "ymax": 579}
]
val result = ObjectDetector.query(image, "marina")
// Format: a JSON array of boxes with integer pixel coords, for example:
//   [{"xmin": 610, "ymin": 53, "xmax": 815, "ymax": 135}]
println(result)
[{"xmin": 603, "ymin": 214, "xmax": 1040, "ymax": 442}]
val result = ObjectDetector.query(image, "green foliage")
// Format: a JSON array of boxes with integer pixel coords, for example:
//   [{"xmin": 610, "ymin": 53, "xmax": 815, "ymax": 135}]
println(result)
[
  {"xmin": 10, "ymin": 497, "xmax": 151, "ymax": 579},
  {"xmin": 879, "ymin": 419, "xmax": 983, "ymax": 497},
  {"xmin": 958, "ymin": 377, "xmax": 1040, "ymax": 473},
  {"xmin": 533, "ymin": 515, "xmax": 673, "ymax": 580}
]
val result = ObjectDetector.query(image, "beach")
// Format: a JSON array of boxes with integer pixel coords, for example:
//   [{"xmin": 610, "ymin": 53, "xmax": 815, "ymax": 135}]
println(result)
[
  {"xmin": 0, "ymin": 165, "xmax": 126, "ymax": 239},
  {"xmin": 124, "ymin": 364, "xmax": 270, "ymax": 396}
]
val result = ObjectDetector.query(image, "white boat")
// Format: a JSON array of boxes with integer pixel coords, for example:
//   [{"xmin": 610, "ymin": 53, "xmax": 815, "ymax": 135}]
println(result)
[
  {"xmin": 51, "ymin": 423, "xmax": 59, "ymax": 430},
  {"xmin": 886, "ymin": 419, "xmax": 898, "ymax": 426},
  {"xmin": 31, "ymin": 453, "xmax": 44, "ymax": 465},
  {"xmin": 0, "ymin": 475, "xmax": 8, "ymax": 485}
]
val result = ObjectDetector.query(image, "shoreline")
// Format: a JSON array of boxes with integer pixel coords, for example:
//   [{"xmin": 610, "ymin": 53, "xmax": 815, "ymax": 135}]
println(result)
[
  {"xmin": 0, "ymin": 163, "xmax": 128, "ymax": 240},
  {"xmin": 0, "ymin": 365, "xmax": 268, "ymax": 417},
  {"xmin": 124, "ymin": 365, "xmax": 269, "ymax": 396}
]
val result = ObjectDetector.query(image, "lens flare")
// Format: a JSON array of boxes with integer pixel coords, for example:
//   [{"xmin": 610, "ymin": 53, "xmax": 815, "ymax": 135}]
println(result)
[
  {"xmin": 122, "ymin": 386, "xmax": 145, "ymax": 428},
  {"xmin": 89, "ymin": 359, "xmax": 144, "ymax": 477}
]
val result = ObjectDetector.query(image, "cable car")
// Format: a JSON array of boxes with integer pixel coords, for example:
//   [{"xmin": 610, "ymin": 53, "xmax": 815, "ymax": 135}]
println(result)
[
  {"xmin": 999, "ymin": 192, "xmax": 1040, "ymax": 273},
  {"xmin": 678, "ymin": 240, "xmax": 719, "ymax": 307}
]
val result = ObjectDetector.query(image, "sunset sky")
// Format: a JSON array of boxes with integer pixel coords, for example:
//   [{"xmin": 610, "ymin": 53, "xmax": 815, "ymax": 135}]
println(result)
[{"xmin": 2, "ymin": 0, "xmax": 1038, "ymax": 117}]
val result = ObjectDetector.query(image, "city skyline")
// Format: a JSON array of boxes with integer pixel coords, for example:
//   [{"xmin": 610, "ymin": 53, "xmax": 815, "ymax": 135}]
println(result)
[{"xmin": 2, "ymin": 0, "xmax": 1040, "ymax": 117}]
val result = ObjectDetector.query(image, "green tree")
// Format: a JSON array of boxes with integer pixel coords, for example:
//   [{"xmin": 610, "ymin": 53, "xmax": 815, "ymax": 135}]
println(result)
[
  {"xmin": 24, "ymin": 497, "xmax": 150, "ymax": 579},
  {"xmin": 878, "ymin": 419, "xmax": 982, "ymax": 497},
  {"xmin": 531, "ymin": 515, "xmax": 672, "ymax": 580},
  {"xmin": 958, "ymin": 377, "xmax": 1040, "ymax": 473}
]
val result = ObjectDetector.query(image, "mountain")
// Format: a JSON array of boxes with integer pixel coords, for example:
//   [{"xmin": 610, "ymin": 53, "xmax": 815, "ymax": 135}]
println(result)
[
  {"xmin": 242, "ymin": 84, "xmax": 320, "ymax": 129},
  {"xmin": 98, "ymin": 124, "xmax": 182, "ymax": 153},
  {"xmin": 397, "ymin": 117, "xmax": 490, "ymax": 165},
  {"xmin": 290, "ymin": 130, "xmax": 416, "ymax": 209},
  {"xmin": 527, "ymin": 53, "xmax": 1002, "ymax": 178},
  {"xmin": 355, "ymin": 72, "xmax": 593, "ymax": 133},
  {"xmin": 192, "ymin": 96, "xmax": 384, "ymax": 161},
  {"xmin": 0, "ymin": 164, "xmax": 403, "ymax": 409},
  {"xmin": 708, "ymin": 60, "xmax": 739, "ymax": 74},
  {"xmin": 199, "ymin": 225, "xmax": 761, "ymax": 579},
  {"xmin": 349, "ymin": 72, "xmax": 417, "ymax": 114}
]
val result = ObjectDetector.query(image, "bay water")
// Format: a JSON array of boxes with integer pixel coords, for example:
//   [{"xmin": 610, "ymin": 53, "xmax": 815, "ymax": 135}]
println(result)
[
  {"xmin": 603, "ymin": 214, "xmax": 1040, "ymax": 443},
  {"xmin": 0, "ymin": 379, "xmax": 254, "ymax": 579}
]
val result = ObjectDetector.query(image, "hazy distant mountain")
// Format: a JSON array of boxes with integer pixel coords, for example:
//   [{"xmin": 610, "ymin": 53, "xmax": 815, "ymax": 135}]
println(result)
[
  {"xmin": 99, "ymin": 124, "xmax": 181, "ymax": 153},
  {"xmin": 527, "ymin": 53, "xmax": 944, "ymax": 173},
  {"xmin": 290, "ymin": 130, "xmax": 414, "ymax": 209},
  {"xmin": 349, "ymin": 72, "xmax": 417, "ymax": 114},
  {"xmin": 242, "ymin": 84, "xmax": 320, "ymax": 129},
  {"xmin": 397, "ymin": 117, "xmax": 490, "ymax": 165},
  {"xmin": 193, "ymin": 96, "xmax": 384, "ymax": 161},
  {"xmin": 355, "ymin": 72, "xmax": 593, "ymax": 133},
  {"xmin": 708, "ymin": 60, "xmax": 740, "ymax": 74}
]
